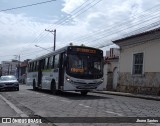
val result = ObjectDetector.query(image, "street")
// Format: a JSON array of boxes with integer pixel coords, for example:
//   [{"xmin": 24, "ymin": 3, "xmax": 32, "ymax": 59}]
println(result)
[{"xmin": 0, "ymin": 84, "xmax": 160, "ymax": 126}]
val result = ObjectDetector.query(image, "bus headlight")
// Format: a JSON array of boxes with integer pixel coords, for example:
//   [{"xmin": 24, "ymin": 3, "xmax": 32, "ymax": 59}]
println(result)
[
  {"xmin": 66, "ymin": 77, "xmax": 70, "ymax": 81},
  {"xmin": 66, "ymin": 77, "xmax": 74, "ymax": 84}
]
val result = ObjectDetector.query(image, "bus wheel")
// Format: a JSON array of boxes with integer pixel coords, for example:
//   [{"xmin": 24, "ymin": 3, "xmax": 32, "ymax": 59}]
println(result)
[
  {"xmin": 51, "ymin": 81, "xmax": 57, "ymax": 95},
  {"xmin": 80, "ymin": 91, "xmax": 88, "ymax": 96},
  {"xmin": 33, "ymin": 80, "xmax": 37, "ymax": 91}
]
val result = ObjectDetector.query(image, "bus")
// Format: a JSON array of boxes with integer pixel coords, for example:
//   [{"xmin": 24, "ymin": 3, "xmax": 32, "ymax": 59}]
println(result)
[{"xmin": 27, "ymin": 46, "xmax": 104, "ymax": 95}]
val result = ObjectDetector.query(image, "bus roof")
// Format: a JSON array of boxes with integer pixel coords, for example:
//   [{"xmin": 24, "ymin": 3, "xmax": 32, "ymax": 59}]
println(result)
[{"xmin": 29, "ymin": 45, "xmax": 103, "ymax": 62}]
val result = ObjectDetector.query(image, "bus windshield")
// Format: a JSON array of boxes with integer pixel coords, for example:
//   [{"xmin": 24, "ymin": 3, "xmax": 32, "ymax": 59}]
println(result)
[{"xmin": 67, "ymin": 54, "xmax": 103, "ymax": 79}]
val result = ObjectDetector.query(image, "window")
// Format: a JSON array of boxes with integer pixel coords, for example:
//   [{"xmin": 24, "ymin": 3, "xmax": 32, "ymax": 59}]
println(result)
[
  {"xmin": 41, "ymin": 59, "xmax": 45, "ymax": 70},
  {"xmin": 132, "ymin": 53, "xmax": 144, "ymax": 75},
  {"xmin": 31, "ymin": 62, "xmax": 34, "ymax": 72},
  {"xmin": 28, "ymin": 63, "xmax": 31, "ymax": 72},
  {"xmin": 45, "ymin": 57, "xmax": 49, "ymax": 69},
  {"xmin": 54, "ymin": 54, "xmax": 59, "ymax": 69},
  {"xmin": 34, "ymin": 62, "xmax": 37, "ymax": 71},
  {"xmin": 49, "ymin": 56, "xmax": 54, "ymax": 68},
  {"xmin": 67, "ymin": 54, "xmax": 103, "ymax": 79},
  {"xmin": 36, "ymin": 61, "xmax": 39, "ymax": 71}
]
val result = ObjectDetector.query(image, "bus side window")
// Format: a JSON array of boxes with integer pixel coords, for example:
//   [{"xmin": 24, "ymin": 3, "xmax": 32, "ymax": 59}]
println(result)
[
  {"xmin": 31, "ymin": 62, "xmax": 33, "ymax": 72},
  {"xmin": 54, "ymin": 54, "xmax": 59, "ymax": 69},
  {"xmin": 52, "ymin": 55, "xmax": 55, "ymax": 68},
  {"xmin": 49, "ymin": 56, "xmax": 53, "ymax": 69},
  {"xmin": 36, "ymin": 61, "xmax": 39, "ymax": 71},
  {"xmin": 45, "ymin": 57, "xmax": 48, "ymax": 69},
  {"xmin": 33, "ymin": 62, "xmax": 35, "ymax": 72},
  {"xmin": 42, "ymin": 59, "xmax": 45, "ymax": 70},
  {"xmin": 63, "ymin": 53, "xmax": 67, "ymax": 67},
  {"xmin": 30, "ymin": 63, "xmax": 31, "ymax": 72},
  {"xmin": 47, "ymin": 57, "xmax": 50, "ymax": 69},
  {"xmin": 34, "ymin": 62, "xmax": 37, "ymax": 71},
  {"xmin": 28, "ymin": 63, "xmax": 30, "ymax": 72}
]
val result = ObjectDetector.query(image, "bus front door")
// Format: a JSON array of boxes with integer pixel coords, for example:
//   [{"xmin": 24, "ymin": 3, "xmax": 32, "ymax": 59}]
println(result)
[
  {"xmin": 38, "ymin": 60, "xmax": 43, "ymax": 88},
  {"xmin": 58, "ymin": 53, "xmax": 65, "ymax": 90}
]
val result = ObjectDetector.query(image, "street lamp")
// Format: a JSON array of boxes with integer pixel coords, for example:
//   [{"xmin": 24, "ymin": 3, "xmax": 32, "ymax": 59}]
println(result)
[{"xmin": 35, "ymin": 45, "xmax": 53, "ymax": 52}]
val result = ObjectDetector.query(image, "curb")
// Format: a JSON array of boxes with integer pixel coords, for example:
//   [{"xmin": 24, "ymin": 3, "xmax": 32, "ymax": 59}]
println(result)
[{"xmin": 93, "ymin": 91, "xmax": 160, "ymax": 101}]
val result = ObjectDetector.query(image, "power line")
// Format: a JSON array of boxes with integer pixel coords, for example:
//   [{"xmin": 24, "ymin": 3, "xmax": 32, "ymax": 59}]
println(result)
[
  {"xmin": 65, "ymin": 7, "xmax": 160, "ymax": 48},
  {"xmin": 16, "ymin": 0, "xmax": 91, "ymax": 54},
  {"xmin": 69, "ymin": 4, "xmax": 160, "ymax": 43},
  {"xmin": 12, "ymin": 1, "xmax": 160, "ymax": 60},
  {"xmin": 18, "ymin": 0, "xmax": 102, "ymax": 55},
  {"xmin": 0, "ymin": 0, "xmax": 56, "ymax": 12}
]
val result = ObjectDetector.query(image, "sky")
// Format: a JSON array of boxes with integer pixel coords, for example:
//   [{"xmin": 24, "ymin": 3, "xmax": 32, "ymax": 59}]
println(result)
[{"xmin": 0, "ymin": 0, "xmax": 160, "ymax": 62}]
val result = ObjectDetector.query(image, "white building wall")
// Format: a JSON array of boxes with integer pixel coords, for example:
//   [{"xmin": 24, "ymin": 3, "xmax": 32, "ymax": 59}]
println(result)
[
  {"xmin": 117, "ymin": 36, "xmax": 160, "ymax": 95},
  {"xmin": 120, "ymin": 38, "xmax": 160, "ymax": 73}
]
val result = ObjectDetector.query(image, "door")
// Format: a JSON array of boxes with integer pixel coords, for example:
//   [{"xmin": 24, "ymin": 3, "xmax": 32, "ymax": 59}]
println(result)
[
  {"xmin": 113, "ymin": 67, "xmax": 118, "ymax": 90},
  {"xmin": 52, "ymin": 54, "xmax": 59, "ymax": 90},
  {"xmin": 38, "ymin": 60, "xmax": 43, "ymax": 88},
  {"xmin": 58, "ymin": 53, "xmax": 65, "ymax": 89}
]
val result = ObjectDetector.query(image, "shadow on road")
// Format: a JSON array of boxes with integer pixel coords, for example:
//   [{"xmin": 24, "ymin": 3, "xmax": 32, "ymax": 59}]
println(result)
[{"xmin": 27, "ymin": 89, "xmax": 112, "ymax": 100}]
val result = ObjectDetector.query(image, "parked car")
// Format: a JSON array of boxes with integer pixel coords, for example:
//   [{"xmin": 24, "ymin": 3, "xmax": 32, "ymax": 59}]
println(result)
[{"xmin": 0, "ymin": 75, "xmax": 19, "ymax": 91}]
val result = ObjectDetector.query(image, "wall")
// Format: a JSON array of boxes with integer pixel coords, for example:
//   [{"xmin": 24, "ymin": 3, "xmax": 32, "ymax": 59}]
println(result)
[
  {"xmin": 104, "ymin": 60, "xmax": 119, "ymax": 91},
  {"xmin": 120, "ymin": 38, "xmax": 160, "ymax": 72},
  {"xmin": 118, "ymin": 36, "xmax": 160, "ymax": 95}
]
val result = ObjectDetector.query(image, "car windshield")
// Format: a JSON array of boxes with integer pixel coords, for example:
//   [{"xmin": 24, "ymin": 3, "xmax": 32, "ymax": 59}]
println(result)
[
  {"xmin": 67, "ymin": 54, "xmax": 103, "ymax": 79},
  {"xmin": 0, "ymin": 76, "xmax": 17, "ymax": 81}
]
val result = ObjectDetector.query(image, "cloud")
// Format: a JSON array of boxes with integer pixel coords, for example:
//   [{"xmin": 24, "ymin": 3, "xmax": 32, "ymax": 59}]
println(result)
[
  {"xmin": 61, "ymin": 0, "xmax": 85, "ymax": 13},
  {"xmin": 0, "ymin": 12, "xmax": 49, "ymax": 38},
  {"xmin": 60, "ymin": 0, "xmax": 160, "ymax": 47}
]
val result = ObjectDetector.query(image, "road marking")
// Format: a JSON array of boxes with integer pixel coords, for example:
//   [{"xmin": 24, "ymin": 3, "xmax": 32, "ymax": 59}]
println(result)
[
  {"xmin": 42, "ymin": 95, "xmax": 46, "ymax": 96},
  {"xmin": 79, "ymin": 104, "xmax": 92, "ymax": 108},
  {"xmin": 60, "ymin": 100, "xmax": 71, "ymax": 103},
  {"xmin": 105, "ymin": 110, "xmax": 123, "ymax": 116},
  {"xmin": 0, "ymin": 94, "xmax": 28, "ymax": 117},
  {"xmin": 36, "ymin": 93, "xmax": 39, "ymax": 94}
]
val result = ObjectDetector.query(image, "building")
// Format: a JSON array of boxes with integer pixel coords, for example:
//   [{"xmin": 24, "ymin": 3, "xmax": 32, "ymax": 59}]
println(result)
[
  {"xmin": 19, "ymin": 59, "xmax": 30, "ymax": 84},
  {"xmin": 113, "ymin": 27, "xmax": 160, "ymax": 95},
  {"xmin": 1, "ymin": 60, "xmax": 19, "ymax": 77},
  {"xmin": 1, "ymin": 59, "xmax": 30, "ymax": 83},
  {"xmin": 103, "ymin": 48, "xmax": 120, "ymax": 91}
]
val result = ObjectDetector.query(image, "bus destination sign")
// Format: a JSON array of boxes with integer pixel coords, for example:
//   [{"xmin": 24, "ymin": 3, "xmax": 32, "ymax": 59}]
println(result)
[{"xmin": 76, "ymin": 48, "xmax": 96, "ymax": 54}]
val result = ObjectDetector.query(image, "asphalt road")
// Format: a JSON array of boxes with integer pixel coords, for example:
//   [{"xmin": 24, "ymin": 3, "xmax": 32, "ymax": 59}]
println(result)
[{"xmin": 0, "ymin": 84, "xmax": 160, "ymax": 126}]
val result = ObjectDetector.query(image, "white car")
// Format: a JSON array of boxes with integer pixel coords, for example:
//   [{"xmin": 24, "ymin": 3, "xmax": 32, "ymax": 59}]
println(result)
[{"xmin": 0, "ymin": 75, "xmax": 19, "ymax": 91}]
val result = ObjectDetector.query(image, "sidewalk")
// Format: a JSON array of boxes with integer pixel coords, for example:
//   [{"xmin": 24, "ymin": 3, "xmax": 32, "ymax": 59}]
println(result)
[{"xmin": 93, "ymin": 90, "xmax": 160, "ymax": 101}]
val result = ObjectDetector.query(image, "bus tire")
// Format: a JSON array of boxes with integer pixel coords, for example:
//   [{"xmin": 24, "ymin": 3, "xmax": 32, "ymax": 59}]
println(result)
[
  {"xmin": 33, "ymin": 80, "xmax": 37, "ymax": 91},
  {"xmin": 16, "ymin": 87, "xmax": 19, "ymax": 91},
  {"xmin": 80, "ymin": 91, "xmax": 88, "ymax": 95},
  {"xmin": 51, "ymin": 80, "xmax": 57, "ymax": 95}
]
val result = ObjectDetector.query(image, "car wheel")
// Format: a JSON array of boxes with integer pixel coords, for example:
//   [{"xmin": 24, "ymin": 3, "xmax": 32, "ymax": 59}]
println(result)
[
  {"xmin": 51, "ymin": 80, "xmax": 58, "ymax": 95},
  {"xmin": 33, "ymin": 80, "xmax": 37, "ymax": 91}
]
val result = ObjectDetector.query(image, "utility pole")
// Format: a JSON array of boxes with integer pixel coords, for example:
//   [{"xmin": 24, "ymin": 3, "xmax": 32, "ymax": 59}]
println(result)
[
  {"xmin": 45, "ymin": 29, "xmax": 56, "ymax": 51},
  {"xmin": 14, "ymin": 55, "xmax": 20, "ymax": 80},
  {"xmin": 18, "ymin": 55, "xmax": 20, "ymax": 81}
]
